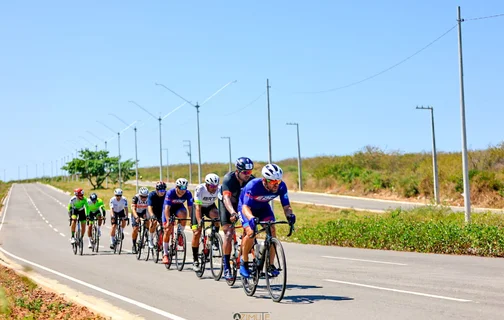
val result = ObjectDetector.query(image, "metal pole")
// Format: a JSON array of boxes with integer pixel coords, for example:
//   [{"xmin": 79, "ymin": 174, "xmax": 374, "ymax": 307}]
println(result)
[
  {"xmin": 196, "ymin": 104, "xmax": 202, "ymax": 184},
  {"xmin": 134, "ymin": 127, "xmax": 139, "ymax": 193},
  {"xmin": 296, "ymin": 124, "xmax": 302, "ymax": 191},
  {"xmin": 184, "ymin": 140, "xmax": 192, "ymax": 184},
  {"xmin": 429, "ymin": 107, "xmax": 440, "ymax": 204},
  {"xmin": 159, "ymin": 117, "xmax": 163, "ymax": 181},
  {"xmin": 221, "ymin": 137, "xmax": 232, "ymax": 172},
  {"xmin": 118, "ymin": 132, "xmax": 122, "ymax": 188},
  {"xmin": 105, "ymin": 142, "xmax": 108, "ymax": 188},
  {"xmin": 457, "ymin": 6, "xmax": 471, "ymax": 223},
  {"xmin": 267, "ymin": 79, "xmax": 272, "ymax": 164}
]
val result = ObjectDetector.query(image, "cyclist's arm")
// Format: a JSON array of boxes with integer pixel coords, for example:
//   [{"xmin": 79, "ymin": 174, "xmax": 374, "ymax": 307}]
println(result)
[
  {"xmin": 131, "ymin": 197, "xmax": 139, "ymax": 219},
  {"xmin": 99, "ymin": 201, "xmax": 106, "ymax": 216},
  {"xmin": 123, "ymin": 198, "xmax": 128, "ymax": 216},
  {"xmin": 222, "ymin": 193, "xmax": 237, "ymax": 215},
  {"xmin": 163, "ymin": 204, "xmax": 171, "ymax": 223},
  {"xmin": 186, "ymin": 191, "xmax": 194, "ymax": 219},
  {"xmin": 241, "ymin": 204, "xmax": 254, "ymax": 220},
  {"xmin": 279, "ymin": 183, "xmax": 293, "ymax": 220},
  {"xmin": 109, "ymin": 198, "xmax": 115, "ymax": 217},
  {"xmin": 194, "ymin": 186, "xmax": 203, "ymax": 225},
  {"xmin": 282, "ymin": 205, "xmax": 293, "ymax": 218},
  {"xmin": 194, "ymin": 204, "xmax": 202, "ymax": 225}
]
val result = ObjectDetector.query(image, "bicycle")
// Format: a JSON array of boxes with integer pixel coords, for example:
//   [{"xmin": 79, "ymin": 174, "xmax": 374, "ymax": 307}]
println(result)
[
  {"xmin": 194, "ymin": 217, "xmax": 223, "ymax": 280},
  {"xmin": 150, "ymin": 216, "xmax": 164, "ymax": 264},
  {"xmin": 164, "ymin": 216, "xmax": 190, "ymax": 271},
  {"xmin": 88, "ymin": 214, "xmax": 105, "ymax": 253},
  {"xmin": 69, "ymin": 217, "xmax": 84, "ymax": 256},
  {"xmin": 136, "ymin": 217, "xmax": 150, "ymax": 261},
  {"xmin": 241, "ymin": 219, "xmax": 294, "ymax": 302},
  {"xmin": 112, "ymin": 216, "xmax": 129, "ymax": 255},
  {"xmin": 226, "ymin": 223, "xmax": 243, "ymax": 286}
]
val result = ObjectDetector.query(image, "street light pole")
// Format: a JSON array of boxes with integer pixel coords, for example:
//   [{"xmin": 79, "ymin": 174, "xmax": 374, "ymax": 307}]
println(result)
[
  {"xmin": 457, "ymin": 6, "xmax": 471, "ymax": 223},
  {"xmin": 267, "ymin": 79, "xmax": 272, "ymax": 164},
  {"xmin": 221, "ymin": 137, "xmax": 232, "ymax": 172},
  {"xmin": 286, "ymin": 122, "xmax": 303, "ymax": 191},
  {"xmin": 183, "ymin": 140, "xmax": 192, "ymax": 184},
  {"xmin": 163, "ymin": 148, "xmax": 170, "ymax": 182},
  {"xmin": 155, "ymin": 80, "xmax": 237, "ymax": 183},
  {"xmin": 416, "ymin": 106, "xmax": 440, "ymax": 204}
]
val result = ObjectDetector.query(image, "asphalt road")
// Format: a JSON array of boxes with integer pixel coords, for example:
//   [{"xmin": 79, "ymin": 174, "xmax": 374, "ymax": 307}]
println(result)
[
  {"xmin": 1, "ymin": 183, "xmax": 503, "ymax": 320},
  {"xmin": 128, "ymin": 180, "xmax": 503, "ymax": 213}
]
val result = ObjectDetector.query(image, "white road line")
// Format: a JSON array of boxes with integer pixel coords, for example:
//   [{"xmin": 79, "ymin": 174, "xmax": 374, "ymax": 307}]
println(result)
[
  {"xmin": 2, "ymin": 184, "xmax": 187, "ymax": 320},
  {"xmin": 322, "ymin": 256, "xmax": 408, "ymax": 266},
  {"xmin": 54, "ymin": 228, "xmax": 58, "ymax": 232},
  {"xmin": 324, "ymin": 279, "xmax": 472, "ymax": 302},
  {"xmin": 60, "ymin": 233, "xmax": 66, "ymax": 237},
  {"xmin": 49, "ymin": 224, "xmax": 53, "ymax": 228}
]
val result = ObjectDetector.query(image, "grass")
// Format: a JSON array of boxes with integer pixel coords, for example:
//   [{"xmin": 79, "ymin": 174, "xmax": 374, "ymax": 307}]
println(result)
[
  {"xmin": 44, "ymin": 180, "xmax": 504, "ymax": 257},
  {"xmin": 0, "ymin": 182, "xmax": 11, "ymax": 211}
]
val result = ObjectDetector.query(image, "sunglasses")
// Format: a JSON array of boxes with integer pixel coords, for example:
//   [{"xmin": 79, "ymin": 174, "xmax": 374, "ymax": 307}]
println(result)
[
  {"xmin": 266, "ymin": 179, "xmax": 281, "ymax": 186},
  {"xmin": 140, "ymin": 195, "xmax": 147, "ymax": 199},
  {"xmin": 178, "ymin": 186, "xmax": 187, "ymax": 190},
  {"xmin": 240, "ymin": 170, "xmax": 253, "ymax": 175},
  {"xmin": 157, "ymin": 189, "xmax": 166, "ymax": 193},
  {"xmin": 208, "ymin": 184, "xmax": 218, "ymax": 188}
]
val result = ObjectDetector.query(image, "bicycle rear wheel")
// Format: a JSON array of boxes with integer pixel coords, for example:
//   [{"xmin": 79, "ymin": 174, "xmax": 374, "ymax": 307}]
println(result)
[
  {"xmin": 265, "ymin": 238, "xmax": 287, "ymax": 302},
  {"xmin": 195, "ymin": 236, "xmax": 206, "ymax": 278},
  {"xmin": 210, "ymin": 233, "xmax": 223, "ymax": 281},
  {"xmin": 175, "ymin": 230, "xmax": 186, "ymax": 271},
  {"xmin": 92, "ymin": 224, "xmax": 99, "ymax": 253},
  {"xmin": 79, "ymin": 233, "xmax": 84, "ymax": 256}
]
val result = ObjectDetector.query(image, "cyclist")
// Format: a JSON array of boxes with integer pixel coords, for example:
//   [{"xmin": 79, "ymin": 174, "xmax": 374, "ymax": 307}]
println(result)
[
  {"xmin": 131, "ymin": 187, "xmax": 150, "ymax": 254},
  {"xmin": 68, "ymin": 188, "xmax": 89, "ymax": 245},
  {"xmin": 86, "ymin": 192, "xmax": 106, "ymax": 249},
  {"xmin": 238, "ymin": 163, "xmax": 296, "ymax": 278},
  {"xmin": 147, "ymin": 181, "xmax": 167, "ymax": 249},
  {"xmin": 191, "ymin": 173, "xmax": 220, "ymax": 271},
  {"xmin": 218, "ymin": 157, "xmax": 255, "ymax": 280},
  {"xmin": 109, "ymin": 188, "xmax": 129, "ymax": 250},
  {"xmin": 161, "ymin": 178, "xmax": 193, "ymax": 264}
]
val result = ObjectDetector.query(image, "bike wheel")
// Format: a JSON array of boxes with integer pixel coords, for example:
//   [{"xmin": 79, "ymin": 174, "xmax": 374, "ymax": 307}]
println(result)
[
  {"xmin": 241, "ymin": 258, "xmax": 259, "ymax": 297},
  {"xmin": 72, "ymin": 242, "xmax": 77, "ymax": 255},
  {"xmin": 175, "ymin": 231, "xmax": 186, "ymax": 271},
  {"xmin": 195, "ymin": 236, "xmax": 206, "ymax": 278},
  {"xmin": 143, "ymin": 228, "xmax": 151, "ymax": 261},
  {"xmin": 165, "ymin": 235, "xmax": 174, "ymax": 270},
  {"xmin": 265, "ymin": 238, "xmax": 287, "ymax": 302},
  {"xmin": 210, "ymin": 233, "xmax": 224, "ymax": 281},
  {"xmin": 79, "ymin": 233, "xmax": 84, "ymax": 256},
  {"xmin": 118, "ymin": 227, "xmax": 123, "ymax": 255},
  {"xmin": 226, "ymin": 247, "xmax": 238, "ymax": 286},
  {"xmin": 136, "ymin": 227, "xmax": 144, "ymax": 260}
]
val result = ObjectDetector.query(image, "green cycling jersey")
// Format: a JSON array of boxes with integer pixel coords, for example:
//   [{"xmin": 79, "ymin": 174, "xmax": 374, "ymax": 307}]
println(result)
[
  {"xmin": 68, "ymin": 196, "xmax": 89, "ymax": 215},
  {"xmin": 87, "ymin": 198, "xmax": 105, "ymax": 213}
]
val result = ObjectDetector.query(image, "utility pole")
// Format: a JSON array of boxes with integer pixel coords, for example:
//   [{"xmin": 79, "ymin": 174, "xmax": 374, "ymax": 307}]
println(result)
[
  {"xmin": 286, "ymin": 122, "xmax": 303, "ymax": 191},
  {"xmin": 266, "ymin": 79, "xmax": 272, "ymax": 164},
  {"xmin": 183, "ymin": 140, "xmax": 192, "ymax": 184},
  {"xmin": 416, "ymin": 106, "xmax": 440, "ymax": 204},
  {"xmin": 221, "ymin": 137, "xmax": 232, "ymax": 172},
  {"xmin": 457, "ymin": 6, "xmax": 471, "ymax": 223}
]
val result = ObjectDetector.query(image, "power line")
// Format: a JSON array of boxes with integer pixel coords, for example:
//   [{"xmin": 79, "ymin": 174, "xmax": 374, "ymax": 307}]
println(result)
[
  {"xmin": 466, "ymin": 13, "xmax": 504, "ymax": 21},
  {"xmin": 222, "ymin": 91, "xmax": 266, "ymax": 117},
  {"xmin": 294, "ymin": 24, "xmax": 458, "ymax": 94}
]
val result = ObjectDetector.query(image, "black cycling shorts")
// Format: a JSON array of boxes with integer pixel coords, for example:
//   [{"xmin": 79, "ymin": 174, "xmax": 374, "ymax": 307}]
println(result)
[{"xmin": 191, "ymin": 203, "xmax": 218, "ymax": 227}]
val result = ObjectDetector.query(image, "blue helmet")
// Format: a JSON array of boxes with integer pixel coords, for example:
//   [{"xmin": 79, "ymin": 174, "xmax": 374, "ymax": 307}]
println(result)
[{"xmin": 235, "ymin": 157, "xmax": 254, "ymax": 171}]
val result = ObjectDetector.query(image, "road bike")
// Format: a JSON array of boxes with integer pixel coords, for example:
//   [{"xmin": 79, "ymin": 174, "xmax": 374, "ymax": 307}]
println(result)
[{"xmin": 194, "ymin": 217, "xmax": 223, "ymax": 280}]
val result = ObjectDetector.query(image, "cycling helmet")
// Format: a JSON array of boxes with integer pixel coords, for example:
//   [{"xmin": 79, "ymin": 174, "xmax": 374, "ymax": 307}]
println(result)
[
  {"xmin": 176, "ymin": 178, "xmax": 189, "ymax": 190},
  {"xmin": 205, "ymin": 173, "xmax": 220, "ymax": 186},
  {"xmin": 235, "ymin": 157, "xmax": 254, "ymax": 171},
  {"xmin": 155, "ymin": 181, "xmax": 167, "ymax": 190},
  {"xmin": 74, "ymin": 188, "xmax": 84, "ymax": 197},
  {"xmin": 261, "ymin": 163, "xmax": 283, "ymax": 180},
  {"xmin": 114, "ymin": 188, "xmax": 123, "ymax": 196},
  {"xmin": 89, "ymin": 193, "xmax": 98, "ymax": 201},
  {"xmin": 139, "ymin": 187, "xmax": 149, "ymax": 196}
]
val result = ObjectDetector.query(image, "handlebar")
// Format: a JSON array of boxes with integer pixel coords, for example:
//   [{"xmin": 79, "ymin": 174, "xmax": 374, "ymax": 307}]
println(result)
[{"xmin": 252, "ymin": 219, "xmax": 295, "ymax": 237}]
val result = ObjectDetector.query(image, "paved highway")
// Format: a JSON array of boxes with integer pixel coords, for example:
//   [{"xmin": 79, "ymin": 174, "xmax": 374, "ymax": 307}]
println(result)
[
  {"xmin": 1, "ymin": 183, "xmax": 503, "ymax": 319},
  {"xmin": 128, "ymin": 180, "xmax": 503, "ymax": 213}
]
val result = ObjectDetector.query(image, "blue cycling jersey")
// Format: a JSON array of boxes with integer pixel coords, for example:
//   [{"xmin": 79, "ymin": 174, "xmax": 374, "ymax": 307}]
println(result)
[
  {"xmin": 164, "ymin": 188, "xmax": 194, "ymax": 207},
  {"xmin": 238, "ymin": 178, "xmax": 290, "ymax": 213}
]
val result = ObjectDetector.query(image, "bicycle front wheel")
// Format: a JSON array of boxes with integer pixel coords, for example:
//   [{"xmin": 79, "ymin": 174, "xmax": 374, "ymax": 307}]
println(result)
[
  {"xmin": 79, "ymin": 233, "xmax": 84, "ymax": 256},
  {"xmin": 265, "ymin": 238, "xmax": 287, "ymax": 302},
  {"xmin": 210, "ymin": 233, "xmax": 223, "ymax": 281},
  {"xmin": 175, "ymin": 231, "xmax": 187, "ymax": 271}
]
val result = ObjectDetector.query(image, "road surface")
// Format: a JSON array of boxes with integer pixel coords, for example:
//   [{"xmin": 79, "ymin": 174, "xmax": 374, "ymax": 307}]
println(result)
[
  {"xmin": 128, "ymin": 180, "xmax": 503, "ymax": 213},
  {"xmin": 0, "ymin": 183, "xmax": 503, "ymax": 319}
]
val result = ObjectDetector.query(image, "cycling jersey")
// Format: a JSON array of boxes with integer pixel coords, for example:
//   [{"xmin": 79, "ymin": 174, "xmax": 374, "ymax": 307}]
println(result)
[
  {"xmin": 109, "ymin": 196, "xmax": 128, "ymax": 213},
  {"xmin": 218, "ymin": 171, "xmax": 255, "ymax": 211},
  {"xmin": 147, "ymin": 190, "xmax": 165, "ymax": 216},
  {"xmin": 194, "ymin": 184, "xmax": 218, "ymax": 208},
  {"xmin": 68, "ymin": 196, "xmax": 88, "ymax": 214},
  {"xmin": 164, "ymin": 188, "xmax": 194, "ymax": 207},
  {"xmin": 132, "ymin": 194, "xmax": 148, "ymax": 213},
  {"xmin": 87, "ymin": 198, "xmax": 105, "ymax": 213},
  {"xmin": 238, "ymin": 178, "xmax": 290, "ymax": 212}
]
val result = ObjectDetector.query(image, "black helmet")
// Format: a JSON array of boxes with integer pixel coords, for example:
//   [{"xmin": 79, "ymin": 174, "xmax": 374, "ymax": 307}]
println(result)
[
  {"xmin": 90, "ymin": 193, "xmax": 98, "ymax": 201},
  {"xmin": 155, "ymin": 181, "xmax": 167, "ymax": 190},
  {"xmin": 235, "ymin": 157, "xmax": 254, "ymax": 171}
]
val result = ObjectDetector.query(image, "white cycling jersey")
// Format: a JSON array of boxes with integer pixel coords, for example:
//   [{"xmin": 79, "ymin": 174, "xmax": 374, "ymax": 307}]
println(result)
[
  {"xmin": 194, "ymin": 183, "xmax": 218, "ymax": 207},
  {"xmin": 109, "ymin": 196, "xmax": 128, "ymax": 213}
]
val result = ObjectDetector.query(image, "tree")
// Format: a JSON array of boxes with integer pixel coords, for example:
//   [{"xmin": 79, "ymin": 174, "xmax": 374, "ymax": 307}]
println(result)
[{"xmin": 62, "ymin": 149, "xmax": 135, "ymax": 189}]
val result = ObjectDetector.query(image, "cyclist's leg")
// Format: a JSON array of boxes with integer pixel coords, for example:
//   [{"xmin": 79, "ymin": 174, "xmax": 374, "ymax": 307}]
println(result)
[
  {"xmin": 191, "ymin": 206, "xmax": 203, "ymax": 267},
  {"xmin": 239, "ymin": 210, "xmax": 255, "ymax": 264},
  {"xmin": 97, "ymin": 209, "xmax": 104, "ymax": 236},
  {"xmin": 161, "ymin": 207, "xmax": 175, "ymax": 263},
  {"xmin": 69, "ymin": 210, "xmax": 77, "ymax": 242},
  {"xmin": 78, "ymin": 210, "xmax": 87, "ymax": 241},
  {"xmin": 147, "ymin": 211, "xmax": 157, "ymax": 246},
  {"xmin": 258, "ymin": 207, "xmax": 278, "ymax": 271},
  {"xmin": 219, "ymin": 200, "xmax": 233, "ymax": 272},
  {"xmin": 120, "ymin": 210, "xmax": 127, "ymax": 231},
  {"xmin": 131, "ymin": 212, "xmax": 140, "ymax": 251},
  {"xmin": 87, "ymin": 211, "xmax": 97, "ymax": 247},
  {"xmin": 110, "ymin": 211, "xmax": 117, "ymax": 248},
  {"xmin": 175, "ymin": 207, "xmax": 187, "ymax": 246}
]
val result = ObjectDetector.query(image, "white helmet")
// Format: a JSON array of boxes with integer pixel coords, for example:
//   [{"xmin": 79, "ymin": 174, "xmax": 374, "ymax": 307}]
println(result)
[
  {"xmin": 114, "ymin": 188, "xmax": 123, "ymax": 196},
  {"xmin": 261, "ymin": 163, "xmax": 283, "ymax": 180},
  {"xmin": 205, "ymin": 173, "xmax": 220, "ymax": 185},
  {"xmin": 176, "ymin": 178, "xmax": 189, "ymax": 189},
  {"xmin": 139, "ymin": 187, "xmax": 149, "ymax": 196}
]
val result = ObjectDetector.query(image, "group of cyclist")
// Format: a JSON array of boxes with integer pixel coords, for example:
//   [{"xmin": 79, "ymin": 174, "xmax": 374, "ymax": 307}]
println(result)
[{"xmin": 67, "ymin": 157, "xmax": 296, "ymax": 281}]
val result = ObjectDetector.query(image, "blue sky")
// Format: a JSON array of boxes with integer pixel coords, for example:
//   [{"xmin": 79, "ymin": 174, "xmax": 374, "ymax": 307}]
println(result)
[{"xmin": 1, "ymin": 1, "xmax": 503, "ymax": 181}]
